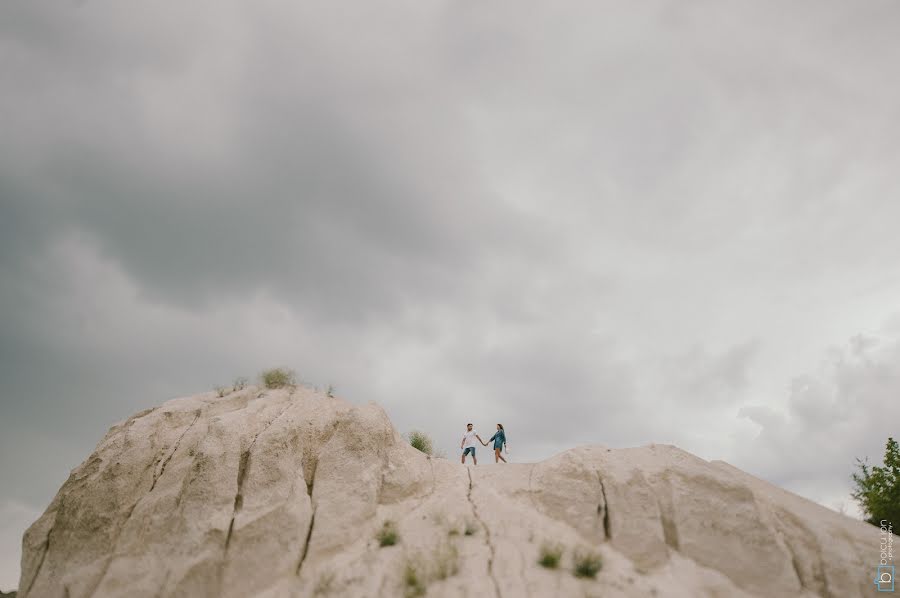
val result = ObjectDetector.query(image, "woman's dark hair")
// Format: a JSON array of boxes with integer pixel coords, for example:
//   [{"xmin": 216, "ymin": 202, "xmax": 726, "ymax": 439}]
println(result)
[{"xmin": 497, "ymin": 423, "xmax": 504, "ymax": 430}]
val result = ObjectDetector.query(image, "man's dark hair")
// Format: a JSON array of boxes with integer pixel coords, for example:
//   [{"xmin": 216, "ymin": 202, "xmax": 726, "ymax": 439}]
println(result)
[{"xmin": 467, "ymin": 423, "xmax": 473, "ymax": 426}]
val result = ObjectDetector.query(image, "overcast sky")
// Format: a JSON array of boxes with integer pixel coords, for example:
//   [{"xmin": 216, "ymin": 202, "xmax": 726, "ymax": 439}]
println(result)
[{"xmin": 2, "ymin": 0, "xmax": 900, "ymax": 591}]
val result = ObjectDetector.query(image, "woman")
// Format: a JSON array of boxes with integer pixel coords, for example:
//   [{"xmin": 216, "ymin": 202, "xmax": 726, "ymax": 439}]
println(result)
[{"xmin": 485, "ymin": 424, "xmax": 508, "ymax": 463}]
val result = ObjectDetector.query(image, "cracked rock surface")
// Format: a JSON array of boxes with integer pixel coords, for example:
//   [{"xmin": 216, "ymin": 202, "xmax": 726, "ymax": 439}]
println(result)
[{"xmin": 19, "ymin": 387, "xmax": 891, "ymax": 597}]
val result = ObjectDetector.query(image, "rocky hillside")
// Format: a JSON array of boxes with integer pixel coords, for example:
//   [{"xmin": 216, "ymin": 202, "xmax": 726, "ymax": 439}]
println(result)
[{"xmin": 19, "ymin": 387, "xmax": 890, "ymax": 597}]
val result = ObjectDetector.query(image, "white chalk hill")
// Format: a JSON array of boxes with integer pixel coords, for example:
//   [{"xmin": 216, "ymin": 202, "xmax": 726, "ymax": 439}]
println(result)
[{"xmin": 19, "ymin": 387, "xmax": 886, "ymax": 597}]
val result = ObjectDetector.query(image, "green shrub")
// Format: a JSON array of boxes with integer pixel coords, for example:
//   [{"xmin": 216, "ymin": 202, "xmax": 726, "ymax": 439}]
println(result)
[
  {"xmin": 852, "ymin": 437, "xmax": 900, "ymax": 527},
  {"xmin": 260, "ymin": 367, "xmax": 296, "ymax": 389},
  {"xmin": 215, "ymin": 385, "xmax": 229, "ymax": 398},
  {"xmin": 233, "ymin": 376, "xmax": 248, "ymax": 391},
  {"xmin": 377, "ymin": 520, "xmax": 399, "ymax": 547},
  {"xmin": 538, "ymin": 542, "xmax": 563, "ymax": 569},
  {"xmin": 573, "ymin": 549, "xmax": 602, "ymax": 578},
  {"xmin": 408, "ymin": 430, "xmax": 434, "ymax": 455}
]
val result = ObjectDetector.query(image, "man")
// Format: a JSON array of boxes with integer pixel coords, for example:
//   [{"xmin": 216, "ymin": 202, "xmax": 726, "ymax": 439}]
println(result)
[{"xmin": 460, "ymin": 423, "xmax": 485, "ymax": 465}]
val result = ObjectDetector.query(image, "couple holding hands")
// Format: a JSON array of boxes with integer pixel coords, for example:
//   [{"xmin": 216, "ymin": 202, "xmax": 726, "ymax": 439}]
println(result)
[{"xmin": 460, "ymin": 422, "xmax": 508, "ymax": 465}]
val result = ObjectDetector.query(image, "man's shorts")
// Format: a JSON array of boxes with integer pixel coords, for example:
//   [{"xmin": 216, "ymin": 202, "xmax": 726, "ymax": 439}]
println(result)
[{"xmin": 462, "ymin": 447, "xmax": 476, "ymax": 457}]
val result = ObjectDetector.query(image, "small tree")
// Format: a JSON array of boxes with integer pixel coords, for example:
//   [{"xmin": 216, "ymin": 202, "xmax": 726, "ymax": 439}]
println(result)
[{"xmin": 852, "ymin": 437, "xmax": 900, "ymax": 526}]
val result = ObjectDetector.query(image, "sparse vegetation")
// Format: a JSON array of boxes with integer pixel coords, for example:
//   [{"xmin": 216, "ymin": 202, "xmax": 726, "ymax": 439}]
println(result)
[
  {"xmin": 326, "ymin": 384, "xmax": 335, "ymax": 398},
  {"xmin": 399, "ymin": 540, "xmax": 461, "ymax": 596},
  {"xmin": 447, "ymin": 518, "xmax": 476, "ymax": 537},
  {"xmin": 403, "ymin": 560, "xmax": 426, "ymax": 598},
  {"xmin": 215, "ymin": 376, "xmax": 249, "ymax": 397},
  {"xmin": 313, "ymin": 570, "xmax": 335, "ymax": 595},
  {"xmin": 431, "ymin": 541, "xmax": 459, "ymax": 580},
  {"xmin": 538, "ymin": 542, "xmax": 563, "ymax": 569},
  {"xmin": 408, "ymin": 430, "xmax": 434, "ymax": 455},
  {"xmin": 377, "ymin": 520, "xmax": 399, "ymax": 547},
  {"xmin": 852, "ymin": 437, "xmax": 900, "ymax": 527},
  {"xmin": 573, "ymin": 549, "xmax": 602, "ymax": 578},
  {"xmin": 260, "ymin": 367, "xmax": 296, "ymax": 389},
  {"xmin": 464, "ymin": 520, "xmax": 478, "ymax": 536}
]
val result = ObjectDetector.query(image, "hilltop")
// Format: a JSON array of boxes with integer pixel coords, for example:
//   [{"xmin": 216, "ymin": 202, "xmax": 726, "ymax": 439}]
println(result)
[{"xmin": 18, "ymin": 386, "xmax": 887, "ymax": 597}]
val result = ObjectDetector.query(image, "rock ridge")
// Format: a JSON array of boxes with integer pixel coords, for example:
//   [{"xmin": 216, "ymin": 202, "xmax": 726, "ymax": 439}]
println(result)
[{"xmin": 18, "ymin": 386, "xmax": 891, "ymax": 597}]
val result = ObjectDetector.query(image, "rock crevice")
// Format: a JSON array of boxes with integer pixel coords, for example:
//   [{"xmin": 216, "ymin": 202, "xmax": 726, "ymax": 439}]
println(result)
[
  {"xmin": 595, "ymin": 470, "xmax": 611, "ymax": 541},
  {"xmin": 466, "ymin": 468, "xmax": 502, "ymax": 598}
]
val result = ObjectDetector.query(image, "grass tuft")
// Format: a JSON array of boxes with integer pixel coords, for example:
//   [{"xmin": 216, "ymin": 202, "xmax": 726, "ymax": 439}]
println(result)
[
  {"xmin": 377, "ymin": 520, "xmax": 399, "ymax": 547},
  {"xmin": 538, "ymin": 542, "xmax": 563, "ymax": 569},
  {"xmin": 464, "ymin": 520, "xmax": 478, "ymax": 536},
  {"xmin": 403, "ymin": 560, "xmax": 426, "ymax": 598},
  {"xmin": 399, "ymin": 540, "xmax": 461, "ymax": 595},
  {"xmin": 431, "ymin": 541, "xmax": 459, "ymax": 580},
  {"xmin": 573, "ymin": 549, "xmax": 602, "ymax": 578}
]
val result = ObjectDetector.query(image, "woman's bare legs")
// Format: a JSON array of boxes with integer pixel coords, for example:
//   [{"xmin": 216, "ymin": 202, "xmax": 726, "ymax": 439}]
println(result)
[{"xmin": 494, "ymin": 447, "xmax": 507, "ymax": 463}]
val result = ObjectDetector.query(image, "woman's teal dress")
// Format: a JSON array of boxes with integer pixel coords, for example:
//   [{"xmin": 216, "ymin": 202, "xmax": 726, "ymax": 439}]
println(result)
[{"xmin": 489, "ymin": 429, "xmax": 506, "ymax": 449}]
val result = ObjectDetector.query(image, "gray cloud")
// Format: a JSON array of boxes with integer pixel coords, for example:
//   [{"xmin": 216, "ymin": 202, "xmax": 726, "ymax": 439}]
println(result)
[
  {"xmin": 736, "ymin": 327, "xmax": 900, "ymax": 512},
  {"xmin": 3, "ymin": 0, "xmax": 900, "ymax": 590}
]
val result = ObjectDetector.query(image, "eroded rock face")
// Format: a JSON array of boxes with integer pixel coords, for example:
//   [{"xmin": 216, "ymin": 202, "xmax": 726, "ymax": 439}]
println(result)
[{"xmin": 19, "ymin": 388, "xmax": 891, "ymax": 597}]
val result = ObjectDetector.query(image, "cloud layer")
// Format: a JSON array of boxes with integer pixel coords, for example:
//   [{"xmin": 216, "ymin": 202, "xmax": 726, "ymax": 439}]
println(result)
[{"xmin": 3, "ymin": 0, "xmax": 900, "ymax": 590}]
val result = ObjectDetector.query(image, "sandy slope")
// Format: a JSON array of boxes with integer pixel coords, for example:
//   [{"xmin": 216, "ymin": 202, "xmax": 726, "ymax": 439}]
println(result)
[{"xmin": 18, "ymin": 386, "xmax": 893, "ymax": 597}]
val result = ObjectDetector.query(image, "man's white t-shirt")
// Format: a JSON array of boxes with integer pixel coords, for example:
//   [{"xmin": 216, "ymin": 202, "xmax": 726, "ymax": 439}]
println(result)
[{"xmin": 462, "ymin": 429, "xmax": 479, "ymax": 448}]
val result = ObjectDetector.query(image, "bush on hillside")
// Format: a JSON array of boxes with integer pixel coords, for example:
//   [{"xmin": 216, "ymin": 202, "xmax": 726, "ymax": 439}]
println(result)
[
  {"xmin": 407, "ymin": 430, "xmax": 434, "ymax": 455},
  {"xmin": 260, "ymin": 367, "xmax": 296, "ymax": 389},
  {"xmin": 852, "ymin": 437, "xmax": 900, "ymax": 527}
]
